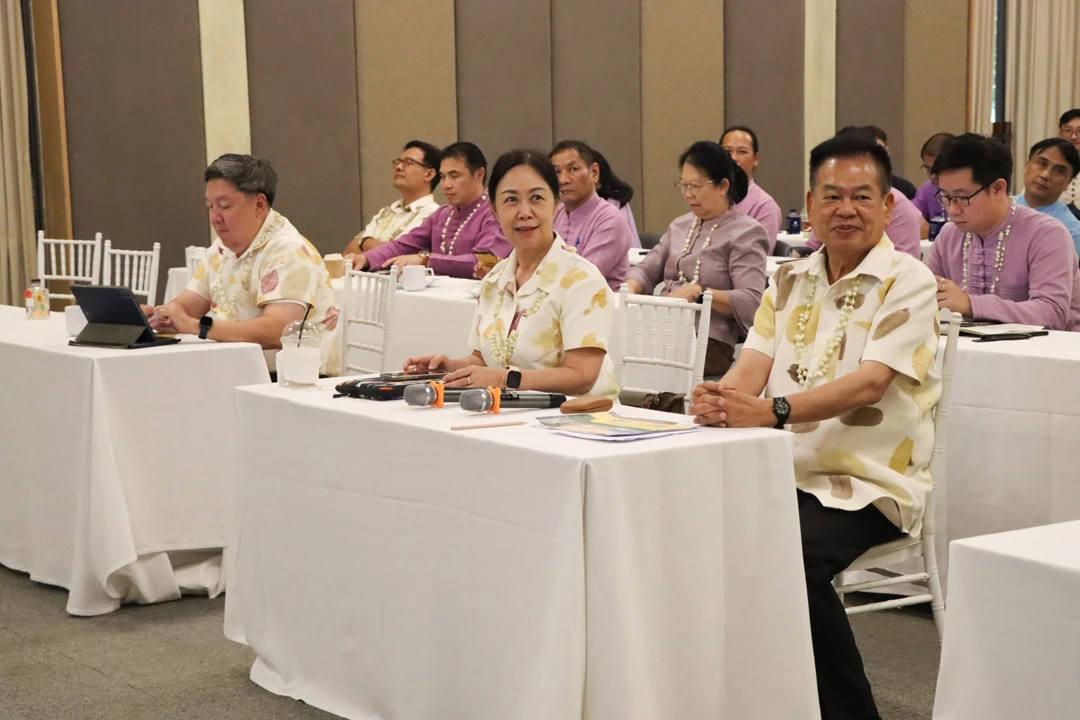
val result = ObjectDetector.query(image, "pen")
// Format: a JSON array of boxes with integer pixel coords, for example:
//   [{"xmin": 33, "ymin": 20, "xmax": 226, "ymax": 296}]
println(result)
[
  {"xmin": 974, "ymin": 334, "xmax": 1032, "ymax": 342},
  {"xmin": 451, "ymin": 421, "xmax": 529, "ymax": 431}
]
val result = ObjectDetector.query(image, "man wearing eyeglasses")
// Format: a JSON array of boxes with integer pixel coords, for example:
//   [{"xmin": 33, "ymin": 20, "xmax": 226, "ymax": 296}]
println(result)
[
  {"xmin": 343, "ymin": 141, "xmax": 442, "ymax": 268},
  {"xmin": 353, "ymin": 141, "xmax": 511, "ymax": 278},
  {"xmin": 1058, "ymin": 109, "xmax": 1080, "ymax": 218},
  {"xmin": 1014, "ymin": 138, "xmax": 1080, "ymax": 257},
  {"xmin": 926, "ymin": 133, "xmax": 1080, "ymax": 332},
  {"xmin": 720, "ymin": 125, "xmax": 783, "ymax": 252}
]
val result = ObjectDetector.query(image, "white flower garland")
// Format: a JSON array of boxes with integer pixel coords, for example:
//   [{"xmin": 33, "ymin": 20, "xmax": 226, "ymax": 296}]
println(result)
[
  {"xmin": 211, "ymin": 211, "xmax": 283, "ymax": 319},
  {"xmin": 961, "ymin": 199, "xmax": 1016, "ymax": 295},
  {"xmin": 793, "ymin": 279, "xmax": 860, "ymax": 388},
  {"xmin": 441, "ymin": 195, "xmax": 487, "ymax": 254},
  {"xmin": 677, "ymin": 215, "xmax": 722, "ymax": 284},
  {"xmin": 488, "ymin": 287, "xmax": 546, "ymax": 367}
]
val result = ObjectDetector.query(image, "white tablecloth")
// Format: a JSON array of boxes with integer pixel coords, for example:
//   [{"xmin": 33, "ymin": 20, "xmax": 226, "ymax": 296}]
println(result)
[
  {"xmin": 225, "ymin": 384, "xmax": 819, "ymax": 720},
  {"xmin": 933, "ymin": 521, "xmax": 1080, "ymax": 719},
  {"xmin": 163, "ymin": 266, "xmax": 192, "ymax": 303},
  {"xmin": 0, "ymin": 316, "xmax": 269, "ymax": 615},
  {"xmin": 1, "ymin": 304, "xmax": 27, "ymax": 322}
]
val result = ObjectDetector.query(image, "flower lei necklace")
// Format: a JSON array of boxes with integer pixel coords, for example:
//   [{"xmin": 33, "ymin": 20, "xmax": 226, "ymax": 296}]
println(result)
[
  {"xmin": 961, "ymin": 199, "xmax": 1016, "ymax": 295},
  {"xmin": 488, "ymin": 285, "xmax": 545, "ymax": 367},
  {"xmin": 793, "ymin": 278, "xmax": 860, "ymax": 388},
  {"xmin": 441, "ymin": 195, "xmax": 487, "ymax": 254},
  {"xmin": 677, "ymin": 215, "xmax": 723, "ymax": 284},
  {"xmin": 211, "ymin": 211, "xmax": 283, "ymax": 318}
]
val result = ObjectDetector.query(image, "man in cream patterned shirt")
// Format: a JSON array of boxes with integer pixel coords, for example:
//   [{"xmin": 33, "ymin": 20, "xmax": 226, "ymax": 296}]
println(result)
[{"xmin": 690, "ymin": 134, "xmax": 940, "ymax": 720}]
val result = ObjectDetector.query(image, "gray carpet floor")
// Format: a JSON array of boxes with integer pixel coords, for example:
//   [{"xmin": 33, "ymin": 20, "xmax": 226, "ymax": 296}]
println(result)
[{"xmin": 0, "ymin": 565, "xmax": 939, "ymax": 719}]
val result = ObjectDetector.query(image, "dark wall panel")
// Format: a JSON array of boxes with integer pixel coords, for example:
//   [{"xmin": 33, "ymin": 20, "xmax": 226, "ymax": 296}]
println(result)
[
  {"xmin": 456, "ymin": 0, "xmax": 552, "ymax": 162},
  {"xmin": 552, "ymin": 0, "xmax": 643, "ymax": 221},
  {"xmin": 245, "ymin": 0, "xmax": 360, "ymax": 254},
  {"xmin": 723, "ymin": 0, "xmax": 805, "ymax": 214},
  {"xmin": 59, "ymin": 0, "xmax": 205, "ymax": 287},
  {"xmin": 836, "ymin": 0, "xmax": 906, "ymax": 172}
]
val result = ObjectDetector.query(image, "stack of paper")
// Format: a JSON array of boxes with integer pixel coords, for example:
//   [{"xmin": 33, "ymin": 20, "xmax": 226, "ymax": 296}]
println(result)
[{"xmin": 535, "ymin": 412, "xmax": 701, "ymax": 442}]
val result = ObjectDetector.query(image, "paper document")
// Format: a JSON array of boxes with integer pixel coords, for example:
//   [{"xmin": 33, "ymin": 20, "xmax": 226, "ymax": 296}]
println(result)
[{"xmin": 535, "ymin": 411, "xmax": 701, "ymax": 442}]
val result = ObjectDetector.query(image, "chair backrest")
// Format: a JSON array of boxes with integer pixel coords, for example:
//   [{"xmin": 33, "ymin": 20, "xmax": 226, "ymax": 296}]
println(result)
[
  {"xmin": 36, "ymin": 230, "xmax": 104, "ymax": 301},
  {"xmin": 102, "ymin": 240, "xmax": 162, "ymax": 306},
  {"xmin": 341, "ymin": 266, "xmax": 399, "ymax": 375},
  {"xmin": 185, "ymin": 246, "xmax": 207, "ymax": 278},
  {"xmin": 923, "ymin": 310, "xmax": 961, "ymax": 538},
  {"xmin": 614, "ymin": 283, "xmax": 712, "ymax": 399}
]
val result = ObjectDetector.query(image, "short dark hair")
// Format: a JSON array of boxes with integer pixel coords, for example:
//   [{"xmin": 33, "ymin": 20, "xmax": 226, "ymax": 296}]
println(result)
[
  {"xmin": 1059, "ymin": 109, "xmax": 1080, "ymax": 127},
  {"xmin": 487, "ymin": 149, "xmax": 560, "ymax": 200},
  {"xmin": 720, "ymin": 125, "xmax": 759, "ymax": 154},
  {"xmin": 837, "ymin": 124, "xmax": 888, "ymax": 146},
  {"xmin": 403, "ymin": 140, "xmax": 443, "ymax": 192},
  {"xmin": 809, "ymin": 134, "xmax": 893, "ymax": 195},
  {"xmin": 550, "ymin": 140, "xmax": 635, "ymax": 207},
  {"xmin": 930, "ymin": 133, "xmax": 1013, "ymax": 192},
  {"xmin": 920, "ymin": 132, "xmax": 956, "ymax": 159},
  {"xmin": 441, "ymin": 141, "xmax": 487, "ymax": 175},
  {"xmin": 204, "ymin": 154, "xmax": 278, "ymax": 206},
  {"xmin": 1028, "ymin": 137, "xmax": 1080, "ymax": 180},
  {"xmin": 678, "ymin": 140, "xmax": 749, "ymax": 205}
]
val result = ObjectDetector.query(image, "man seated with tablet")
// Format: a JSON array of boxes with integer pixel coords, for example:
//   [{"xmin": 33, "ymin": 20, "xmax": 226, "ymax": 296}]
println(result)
[{"xmin": 147, "ymin": 154, "xmax": 341, "ymax": 374}]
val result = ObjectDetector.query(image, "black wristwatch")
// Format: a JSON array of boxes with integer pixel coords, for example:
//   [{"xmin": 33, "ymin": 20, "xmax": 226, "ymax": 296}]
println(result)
[
  {"xmin": 505, "ymin": 366, "xmax": 522, "ymax": 389},
  {"xmin": 198, "ymin": 315, "xmax": 214, "ymax": 340},
  {"xmin": 771, "ymin": 396, "xmax": 791, "ymax": 429}
]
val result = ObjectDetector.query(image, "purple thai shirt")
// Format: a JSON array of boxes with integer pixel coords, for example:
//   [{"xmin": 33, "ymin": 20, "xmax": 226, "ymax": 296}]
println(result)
[
  {"xmin": 606, "ymin": 198, "xmax": 641, "ymax": 247},
  {"xmin": 806, "ymin": 188, "xmax": 922, "ymax": 260},
  {"xmin": 926, "ymin": 203, "xmax": 1080, "ymax": 331},
  {"xmin": 362, "ymin": 194, "xmax": 511, "ymax": 278},
  {"xmin": 735, "ymin": 180, "xmax": 783, "ymax": 252},
  {"xmin": 624, "ymin": 210, "xmax": 768, "ymax": 347},
  {"xmin": 912, "ymin": 179, "xmax": 942, "ymax": 221},
  {"xmin": 553, "ymin": 192, "xmax": 632, "ymax": 291}
]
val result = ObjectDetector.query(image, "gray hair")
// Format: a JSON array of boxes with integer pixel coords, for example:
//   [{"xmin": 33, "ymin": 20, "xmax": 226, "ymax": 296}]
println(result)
[{"xmin": 204, "ymin": 154, "xmax": 278, "ymax": 206}]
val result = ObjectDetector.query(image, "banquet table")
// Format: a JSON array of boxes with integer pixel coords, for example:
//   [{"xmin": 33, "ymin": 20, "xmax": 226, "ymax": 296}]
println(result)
[
  {"xmin": 1, "ymin": 303, "xmax": 26, "ymax": 322},
  {"xmin": 0, "ymin": 315, "xmax": 269, "ymax": 615},
  {"xmin": 225, "ymin": 382, "xmax": 820, "ymax": 720},
  {"xmin": 932, "ymin": 521, "xmax": 1080, "ymax": 719}
]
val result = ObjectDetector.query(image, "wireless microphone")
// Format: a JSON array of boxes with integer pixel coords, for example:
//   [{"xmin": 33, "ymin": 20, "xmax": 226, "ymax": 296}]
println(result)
[
  {"xmin": 459, "ymin": 388, "xmax": 567, "ymax": 414},
  {"xmin": 404, "ymin": 382, "xmax": 467, "ymax": 408}
]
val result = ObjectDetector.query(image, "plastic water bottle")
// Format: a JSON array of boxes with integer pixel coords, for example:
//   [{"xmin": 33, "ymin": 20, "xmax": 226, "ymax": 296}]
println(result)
[
  {"xmin": 25, "ymin": 278, "xmax": 49, "ymax": 320},
  {"xmin": 786, "ymin": 209, "xmax": 801, "ymax": 235},
  {"xmin": 928, "ymin": 215, "xmax": 945, "ymax": 241}
]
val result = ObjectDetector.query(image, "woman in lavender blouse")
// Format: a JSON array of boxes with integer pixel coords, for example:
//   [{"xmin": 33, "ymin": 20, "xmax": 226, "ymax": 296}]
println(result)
[
  {"xmin": 593, "ymin": 150, "xmax": 641, "ymax": 245},
  {"xmin": 624, "ymin": 141, "xmax": 769, "ymax": 376}
]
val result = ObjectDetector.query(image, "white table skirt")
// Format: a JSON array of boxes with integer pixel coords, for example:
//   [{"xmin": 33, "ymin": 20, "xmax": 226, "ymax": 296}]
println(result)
[
  {"xmin": 225, "ymin": 384, "xmax": 819, "ymax": 720},
  {"xmin": 163, "ymin": 266, "xmax": 192, "ymax": 303},
  {"xmin": 0, "ymin": 317, "xmax": 269, "ymax": 615},
  {"xmin": 0, "ymin": 303, "xmax": 26, "ymax": 322},
  {"xmin": 933, "ymin": 521, "xmax": 1080, "ymax": 719}
]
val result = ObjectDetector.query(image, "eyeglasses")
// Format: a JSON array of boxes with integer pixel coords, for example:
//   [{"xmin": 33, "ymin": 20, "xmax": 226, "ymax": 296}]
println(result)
[
  {"xmin": 674, "ymin": 180, "xmax": 718, "ymax": 194},
  {"xmin": 934, "ymin": 180, "xmax": 994, "ymax": 208},
  {"xmin": 392, "ymin": 157, "xmax": 432, "ymax": 170},
  {"xmin": 1060, "ymin": 127, "xmax": 1080, "ymax": 139}
]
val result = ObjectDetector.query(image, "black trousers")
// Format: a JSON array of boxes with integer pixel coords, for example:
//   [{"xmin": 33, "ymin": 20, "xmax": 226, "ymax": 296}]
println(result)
[{"xmin": 798, "ymin": 490, "xmax": 903, "ymax": 720}]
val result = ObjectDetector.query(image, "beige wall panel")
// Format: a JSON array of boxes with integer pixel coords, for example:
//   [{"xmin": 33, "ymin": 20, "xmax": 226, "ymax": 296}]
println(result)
[
  {"xmin": 30, "ymin": 0, "xmax": 72, "ymax": 240},
  {"xmin": 804, "ymin": 0, "xmax": 836, "ymax": 188},
  {"xmin": 903, "ymin": 0, "xmax": 969, "ymax": 179},
  {"xmin": 355, "ymin": 0, "xmax": 457, "ymax": 224},
  {"xmin": 641, "ymin": 0, "xmax": 725, "ymax": 232},
  {"xmin": 198, "ymin": 0, "xmax": 250, "ymax": 162},
  {"xmin": 58, "ymin": 0, "xmax": 206, "ymax": 285},
  {"xmin": 456, "ymin": 0, "xmax": 552, "ymax": 168},
  {"xmin": 245, "ymin": 0, "xmax": 361, "ymax": 255},
  {"xmin": 836, "ymin": 0, "xmax": 905, "ymax": 169},
  {"xmin": 552, "ymin": 0, "xmax": 643, "ymax": 222},
  {"xmin": 724, "ymin": 0, "xmax": 804, "ymax": 215}
]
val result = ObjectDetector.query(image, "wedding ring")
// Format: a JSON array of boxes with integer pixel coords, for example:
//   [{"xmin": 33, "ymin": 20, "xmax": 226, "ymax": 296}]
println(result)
[{"xmin": 466, "ymin": 377, "xmax": 472, "ymax": 386}]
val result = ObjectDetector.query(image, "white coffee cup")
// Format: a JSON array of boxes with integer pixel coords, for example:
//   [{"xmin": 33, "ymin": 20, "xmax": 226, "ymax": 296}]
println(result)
[
  {"xmin": 276, "ymin": 346, "xmax": 321, "ymax": 387},
  {"xmin": 65, "ymin": 305, "xmax": 88, "ymax": 337},
  {"xmin": 401, "ymin": 265, "xmax": 435, "ymax": 291}
]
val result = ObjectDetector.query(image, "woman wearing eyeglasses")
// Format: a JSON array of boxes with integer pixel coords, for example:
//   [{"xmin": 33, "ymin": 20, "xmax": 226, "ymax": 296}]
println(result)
[{"xmin": 624, "ymin": 141, "xmax": 769, "ymax": 376}]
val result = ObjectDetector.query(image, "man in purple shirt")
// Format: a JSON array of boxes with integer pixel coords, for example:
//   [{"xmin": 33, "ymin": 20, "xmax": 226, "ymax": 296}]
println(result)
[
  {"xmin": 355, "ymin": 142, "xmax": 511, "ymax": 278},
  {"xmin": 549, "ymin": 140, "xmax": 632, "ymax": 290},
  {"xmin": 720, "ymin": 125, "xmax": 783, "ymax": 252},
  {"xmin": 926, "ymin": 133, "xmax": 1080, "ymax": 331},
  {"xmin": 911, "ymin": 133, "xmax": 955, "ymax": 239}
]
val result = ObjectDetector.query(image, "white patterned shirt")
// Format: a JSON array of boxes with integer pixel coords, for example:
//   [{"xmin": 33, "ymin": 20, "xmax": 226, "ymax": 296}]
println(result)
[
  {"xmin": 469, "ymin": 235, "xmax": 619, "ymax": 399},
  {"xmin": 744, "ymin": 235, "xmax": 941, "ymax": 534},
  {"xmin": 360, "ymin": 195, "xmax": 439, "ymax": 244}
]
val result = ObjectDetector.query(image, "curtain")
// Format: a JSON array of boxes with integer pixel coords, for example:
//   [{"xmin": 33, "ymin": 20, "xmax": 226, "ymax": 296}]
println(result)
[
  {"xmin": 0, "ymin": 0, "xmax": 35, "ymax": 306},
  {"xmin": 967, "ymin": 0, "xmax": 996, "ymax": 136},
  {"xmin": 1005, "ymin": 0, "xmax": 1080, "ymax": 188}
]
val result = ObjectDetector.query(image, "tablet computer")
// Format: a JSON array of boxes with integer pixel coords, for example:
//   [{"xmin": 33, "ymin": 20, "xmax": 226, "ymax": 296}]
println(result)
[{"xmin": 69, "ymin": 285, "xmax": 181, "ymax": 349}]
